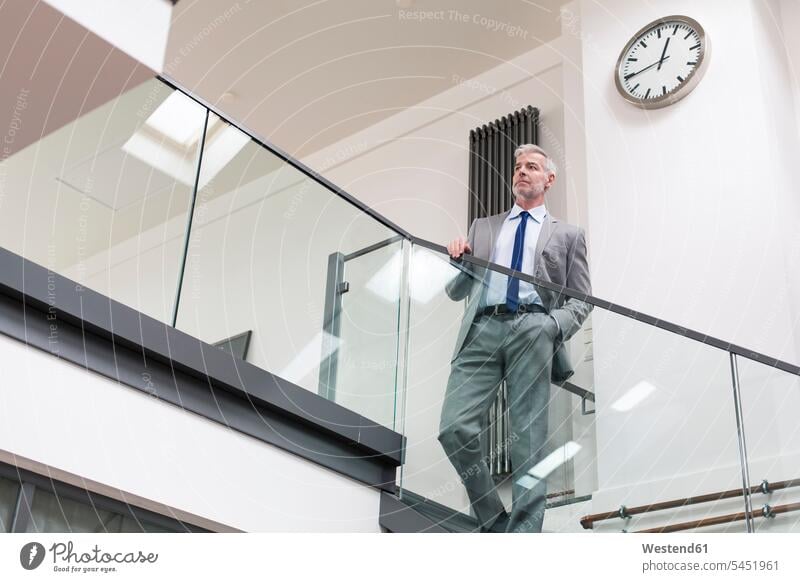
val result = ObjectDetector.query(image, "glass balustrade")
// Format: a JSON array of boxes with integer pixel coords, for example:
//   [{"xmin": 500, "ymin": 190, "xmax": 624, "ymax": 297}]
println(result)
[
  {"xmin": 24, "ymin": 490, "xmax": 172, "ymax": 533},
  {"xmin": 582, "ymin": 308, "xmax": 746, "ymax": 533},
  {"xmin": 172, "ymin": 113, "xmax": 404, "ymax": 429},
  {"xmin": 398, "ymin": 243, "xmax": 748, "ymax": 532},
  {"xmin": 4, "ymin": 67, "xmax": 800, "ymax": 533},
  {"xmin": 736, "ymin": 356, "xmax": 800, "ymax": 532},
  {"xmin": 0, "ymin": 476, "xmax": 19, "ymax": 532},
  {"xmin": 0, "ymin": 77, "xmax": 203, "ymax": 323},
  {"xmin": 324, "ymin": 236, "xmax": 407, "ymax": 429}
]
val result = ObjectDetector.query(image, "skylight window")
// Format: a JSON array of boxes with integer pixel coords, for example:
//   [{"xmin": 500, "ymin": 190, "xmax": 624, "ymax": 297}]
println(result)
[{"xmin": 144, "ymin": 91, "xmax": 209, "ymax": 148}]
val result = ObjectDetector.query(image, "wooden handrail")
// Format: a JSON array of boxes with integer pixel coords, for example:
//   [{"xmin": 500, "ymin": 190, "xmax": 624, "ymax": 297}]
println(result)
[
  {"xmin": 547, "ymin": 489, "xmax": 575, "ymax": 500},
  {"xmin": 637, "ymin": 501, "xmax": 800, "ymax": 533},
  {"xmin": 580, "ymin": 478, "xmax": 800, "ymax": 529}
]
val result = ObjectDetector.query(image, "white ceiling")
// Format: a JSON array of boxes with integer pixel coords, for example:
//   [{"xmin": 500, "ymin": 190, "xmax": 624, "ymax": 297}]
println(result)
[{"xmin": 166, "ymin": 0, "xmax": 570, "ymax": 157}]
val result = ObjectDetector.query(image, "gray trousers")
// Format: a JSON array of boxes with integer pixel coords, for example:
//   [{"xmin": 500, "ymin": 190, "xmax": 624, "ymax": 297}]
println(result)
[{"xmin": 438, "ymin": 311, "xmax": 556, "ymax": 533}]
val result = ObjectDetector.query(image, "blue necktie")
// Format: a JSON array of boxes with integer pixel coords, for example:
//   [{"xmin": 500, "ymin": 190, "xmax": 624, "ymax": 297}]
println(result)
[{"xmin": 506, "ymin": 211, "xmax": 530, "ymax": 311}]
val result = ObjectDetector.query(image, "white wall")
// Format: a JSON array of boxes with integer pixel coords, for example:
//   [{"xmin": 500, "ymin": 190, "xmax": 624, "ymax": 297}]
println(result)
[
  {"xmin": 302, "ymin": 38, "xmax": 583, "ymax": 240},
  {"xmin": 0, "ymin": 334, "xmax": 381, "ymax": 532},
  {"xmin": 779, "ymin": 0, "xmax": 800, "ymax": 141},
  {"xmin": 574, "ymin": 0, "xmax": 800, "ymax": 528},
  {"xmin": 775, "ymin": 0, "xmax": 800, "ymax": 367},
  {"xmin": 579, "ymin": 0, "xmax": 800, "ymax": 362}
]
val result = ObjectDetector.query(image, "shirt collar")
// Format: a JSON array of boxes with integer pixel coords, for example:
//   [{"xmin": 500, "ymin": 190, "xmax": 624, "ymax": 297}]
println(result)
[{"xmin": 508, "ymin": 203, "xmax": 547, "ymax": 223}]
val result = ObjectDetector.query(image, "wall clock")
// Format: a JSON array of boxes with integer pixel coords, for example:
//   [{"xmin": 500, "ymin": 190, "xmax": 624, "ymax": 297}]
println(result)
[{"xmin": 615, "ymin": 15, "xmax": 710, "ymax": 109}]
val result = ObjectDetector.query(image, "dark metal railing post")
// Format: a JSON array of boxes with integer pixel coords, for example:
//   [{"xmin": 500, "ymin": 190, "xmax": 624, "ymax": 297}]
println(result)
[
  {"xmin": 318, "ymin": 252, "xmax": 347, "ymax": 400},
  {"xmin": 729, "ymin": 352, "xmax": 755, "ymax": 532},
  {"xmin": 171, "ymin": 108, "xmax": 210, "ymax": 328}
]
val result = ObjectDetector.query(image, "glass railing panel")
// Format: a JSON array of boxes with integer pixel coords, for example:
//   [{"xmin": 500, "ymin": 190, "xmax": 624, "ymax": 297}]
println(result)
[
  {"xmin": 400, "ymin": 244, "xmax": 597, "ymax": 532},
  {"xmin": 328, "ymin": 237, "xmax": 406, "ymax": 430},
  {"xmin": 400, "ymin": 243, "xmax": 746, "ymax": 532},
  {"xmin": 0, "ymin": 77, "xmax": 203, "ymax": 323},
  {"xmin": 173, "ymin": 113, "xmax": 402, "ymax": 428},
  {"xmin": 23, "ymin": 489, "xmax": 172, "ymax": 533},
  {"xmin": 0, "ymin": 476, "xmax": 19, "ymax": 532},
  {"xmin": 736, "ymin": 356, "xmax": 800, "ymax": 532},
  {"xmin": 587, "ymin": 308, "xmax": 745, "ymax": 533}
]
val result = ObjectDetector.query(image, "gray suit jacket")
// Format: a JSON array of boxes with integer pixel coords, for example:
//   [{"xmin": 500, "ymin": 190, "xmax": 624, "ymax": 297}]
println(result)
[{"xmin": 445, "ymin": 211, "xmax": 592, "ymax": 383}]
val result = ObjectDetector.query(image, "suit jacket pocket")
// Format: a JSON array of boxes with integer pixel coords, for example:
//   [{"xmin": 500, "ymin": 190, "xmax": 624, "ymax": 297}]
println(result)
[{"xmin": 542, "ymin": 248, "xmax": 566, "ymax": 281}]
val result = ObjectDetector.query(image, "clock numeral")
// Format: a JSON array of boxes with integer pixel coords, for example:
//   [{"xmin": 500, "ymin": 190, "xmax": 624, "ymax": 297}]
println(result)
[
  {"xmin": 662, "ymin": 85, "xmax": 667, "ymax": 95},
  {"xmin": 672, "ymin": 24, "xmax": 678, "ymax": 35},
  {"xmin": 657, "ymin": 28, "xmax": 661, "ymax": 39},
  {"xmin": 631, "ymin": 83, "xmax": 640, "ymax": 92},
  {"xmin": 689, "ymin": 43, "xmax": 701, "ymax": 51},
  {"xmin": 677, "ymin": 75, "xmax": 684, "ymax": 82},
  {"xmin": 644, "ymin": 88, "xmax": 651, "ymax": 99},
  {"xmin": 687, "ymin": 61, "xmax": 697, "ymax": 66},
  {"xmin": 683, "ymin": 30, "xmax": 693, "ymax": 40},
  {"xmin": 640, "ymin": 40, "xmax": 647, "ymax": 48},
  {"xmin": 627, "ymin": 57, "xmax": 638, "ymax": 62}
]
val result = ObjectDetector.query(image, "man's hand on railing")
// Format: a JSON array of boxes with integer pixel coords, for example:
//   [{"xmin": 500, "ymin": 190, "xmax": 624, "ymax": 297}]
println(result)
[{"xmin": 447, "ymin": 237, "xmax": 472, "ymax": 259}]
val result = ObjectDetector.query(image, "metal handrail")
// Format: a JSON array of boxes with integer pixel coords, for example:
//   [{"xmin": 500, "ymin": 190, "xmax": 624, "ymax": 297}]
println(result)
[
  {"xmin": 158, "ymin": 74, "xmax": 800, "ymax": 380},
  {"xmin": 580, "ymin": 478, "xmax": 800, "ymax": 529},
  {"xmin": 561, "ymin": 381, "xmax": 595, "ymax": 402}
]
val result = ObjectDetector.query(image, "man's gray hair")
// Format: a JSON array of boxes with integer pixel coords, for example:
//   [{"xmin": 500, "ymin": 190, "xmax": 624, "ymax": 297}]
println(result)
[{"xmin": 514, "ymin": 144, "xmax": 557, "ymax": 176}]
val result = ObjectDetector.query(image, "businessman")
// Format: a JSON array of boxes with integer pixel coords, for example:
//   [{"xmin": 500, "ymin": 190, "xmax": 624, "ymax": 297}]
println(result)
[{"xmin": 439, "ymin": 144, "xmax": 591, "ymax": 533}]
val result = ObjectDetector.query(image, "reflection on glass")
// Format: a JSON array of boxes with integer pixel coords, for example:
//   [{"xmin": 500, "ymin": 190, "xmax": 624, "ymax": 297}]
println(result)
[
  {"xmin": 0, "ymin": 78, "xmax": 203, "ymax": 323},
  {"xmin": 174, "ymin": 116, "xmax": 401, "ymax": 427},
  {"xmin": 517, "ymin": 441, "xmax": 582, "ymax": 491},
  {"xmin": 737, "ymin": 357, "xmax": 800, "ymax": 532},
  {"xmin": 280, "ymin": 331, "xmax": 341, "ymax": 384},
  {"xmin": 25, "ymin": 490, "xmax": 171, "ymax": 533},
  {"xmin": 0, "ymin": 476, "xmax": 19, "ymax": 532},
  {"xmin": 610, "ymin": 380, "xmax": 657, "ymax": 412}
]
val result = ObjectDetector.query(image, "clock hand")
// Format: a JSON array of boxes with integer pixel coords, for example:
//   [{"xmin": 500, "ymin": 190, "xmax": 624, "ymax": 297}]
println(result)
[
  {"xmin": 624, "ymin": 55, "xmax": 671, "ymax": 81},
  {"xmin": 657, "ymin": 37, "xmax": 671, "ymax": 70}
]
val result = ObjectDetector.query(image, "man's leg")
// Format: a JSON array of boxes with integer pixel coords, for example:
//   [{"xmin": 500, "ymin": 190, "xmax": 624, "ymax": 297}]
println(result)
[
  {"xmin": 503, "ymin": 312, "xmax": 557, "ymax": 533},
  {"xmin": 438, "ymin": 316, "xmax": 506, "ymax": 530}
]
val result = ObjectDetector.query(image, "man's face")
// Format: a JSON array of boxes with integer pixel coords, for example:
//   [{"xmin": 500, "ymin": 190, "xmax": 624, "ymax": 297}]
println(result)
[{"xmin": 512, "ymin": 152, "xmax": 555, "ymax": 200}]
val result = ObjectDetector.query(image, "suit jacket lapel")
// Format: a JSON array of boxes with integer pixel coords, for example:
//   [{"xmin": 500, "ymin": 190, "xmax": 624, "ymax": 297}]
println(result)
[{"xmin": 534, "ymin": 213, "xmax": 558, "ymax": 268}]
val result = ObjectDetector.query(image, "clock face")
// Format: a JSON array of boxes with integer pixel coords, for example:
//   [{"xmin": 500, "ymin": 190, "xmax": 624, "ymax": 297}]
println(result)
[{"xmin": 615, "ymin": 15, "xmax": 709, "ymax": 109}]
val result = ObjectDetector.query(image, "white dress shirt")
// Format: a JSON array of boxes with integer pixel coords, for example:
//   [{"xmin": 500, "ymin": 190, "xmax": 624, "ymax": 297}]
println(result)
[{"xmin": 481, "ymin": 203, "xmax": 547, "ymax": 308}]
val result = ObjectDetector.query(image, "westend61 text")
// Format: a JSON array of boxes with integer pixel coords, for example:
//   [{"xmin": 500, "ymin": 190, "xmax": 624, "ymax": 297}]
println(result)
[
  {"xmin": 642, "ymin": 543, "xmax": 708, "ymax": 554},
  {"xmin": 50, "ymin": 542, "xmax": 158, "ymax": 564}
]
